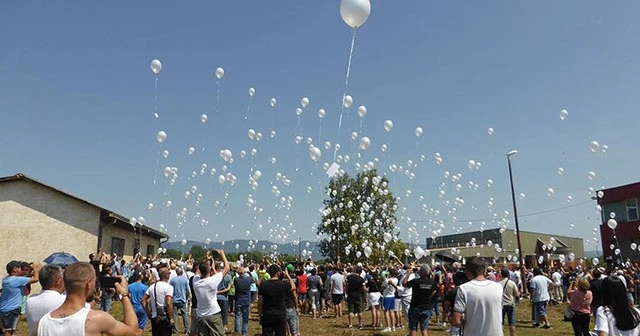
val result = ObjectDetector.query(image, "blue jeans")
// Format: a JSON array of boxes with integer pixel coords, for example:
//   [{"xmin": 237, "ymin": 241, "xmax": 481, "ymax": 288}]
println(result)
[
  {"xmin": 101, "ymin": 295, "xmax": 112, "ymax": 312},
  {"xmin": 218, "ymin": 299, "xmax": 229, "ymax": 326},
  {"xmin": 234, "ymin": 302, "xmax": 250, "ymax": 335},
  {"xmin": 172, "ymin": 302, "xmax": 189, "ymax": 332},
  {"xmin": 285, "ymin": 308, "xmax": 299, "ymax": 335},
  {"xmin": 408, "ymin": 307, "xmax": 433, "ymax": 331}
]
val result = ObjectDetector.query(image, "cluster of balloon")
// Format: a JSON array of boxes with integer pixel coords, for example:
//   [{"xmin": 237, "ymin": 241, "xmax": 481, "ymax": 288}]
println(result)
[{"xmin": 337, "ymin": 0, "xmax": 371, "ymax": 129}]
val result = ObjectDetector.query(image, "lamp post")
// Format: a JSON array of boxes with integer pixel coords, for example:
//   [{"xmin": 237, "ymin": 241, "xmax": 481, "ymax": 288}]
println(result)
[{"xmin": 507, "ymin": 150, "xmax": 525, "ymax": 278}]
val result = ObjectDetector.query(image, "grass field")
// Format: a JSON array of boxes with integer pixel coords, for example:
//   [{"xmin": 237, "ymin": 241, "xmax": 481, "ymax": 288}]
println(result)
[{"xmin": 19, "ymin": 299, "xmax": 582, "ymax": 335}]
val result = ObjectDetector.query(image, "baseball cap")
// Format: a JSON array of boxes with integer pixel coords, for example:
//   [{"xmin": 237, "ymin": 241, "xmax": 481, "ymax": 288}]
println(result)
[{"xmin": 286, "ymin": 264, "xmax": 294, "ymax": 272}]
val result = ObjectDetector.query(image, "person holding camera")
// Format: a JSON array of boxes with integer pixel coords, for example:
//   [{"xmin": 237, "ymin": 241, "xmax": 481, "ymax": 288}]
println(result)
[
  {"xmin": 33, "ymin": 262, "xmax": 138, "ymax": 336},
  {"xmin": 142, "ymin": 267, "xmax": 175, "ymax": 336},
  {"xmin": 192, "ymin": 250, "xmax": 230, "ymax": 336}
]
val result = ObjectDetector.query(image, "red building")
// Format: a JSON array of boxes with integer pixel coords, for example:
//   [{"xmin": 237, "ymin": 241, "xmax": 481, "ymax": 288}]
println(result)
[{"xmin": 597, "ymin": 182, "xmax": 640, "ymax": 263}]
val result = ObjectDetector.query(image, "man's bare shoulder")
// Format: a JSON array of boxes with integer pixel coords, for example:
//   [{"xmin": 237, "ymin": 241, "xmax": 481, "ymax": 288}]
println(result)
[{"xmin": 85, "ymin": 309, "xmax": 117, "ymax": 336}]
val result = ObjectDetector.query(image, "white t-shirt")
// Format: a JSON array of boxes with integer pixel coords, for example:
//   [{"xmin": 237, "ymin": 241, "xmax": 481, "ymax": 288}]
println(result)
[
  {"xmin": 145, "ymin": 281, "xmax": 174, "ymax": 318},
  {"xmin": 26, "ymin": 290, "xmax": 66, "ymax": 333},
  {"xmin": 509, "ymin": 270, "xmax": 521, "ymax": 286},
  {"xmin": 382, "ymin": 277, "xmax": 398, "ymax": 297},
  {"xmin": 453, "ymin": 279, "xmax": 504, "ymax": 336},
  {"xmin": 552, "ymin": 272, "xmax": 562, "ymax": 286},
  {"xmin": 330, "ymin": 273, "xmax": 345, "ymax": 294},
  {"xmin": 397, "ymin": 272, "xmax": 415, "ymax": 297},
  {"xmin": 530, "ymin": 275, "xmax": 552, "ymax": 302},
  {"xmin": 193, "ymin": 272, "xmax": 224, "ymax": 317},
  {"xmin": 595, "ymin": 306, "xmax": 640, "ymax": 336}
]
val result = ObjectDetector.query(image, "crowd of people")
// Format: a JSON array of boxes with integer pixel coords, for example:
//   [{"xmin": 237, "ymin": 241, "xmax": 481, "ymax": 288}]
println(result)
[{"xmin": 3, "ymin": 250, "xmax": 640, "ymax": 336}]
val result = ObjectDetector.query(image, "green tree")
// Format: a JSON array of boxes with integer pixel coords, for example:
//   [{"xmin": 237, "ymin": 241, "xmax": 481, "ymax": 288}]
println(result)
[
  {"xmin": 164, "ymin": 248, "xmax": 182, "ymax": 260},
  {"xmin": 189, "ymin": 245, "xmax": 207, "ymax": 262},
  {"xmin": 316, "ymin": 169, "xmax": 405, "ymax": 264}
]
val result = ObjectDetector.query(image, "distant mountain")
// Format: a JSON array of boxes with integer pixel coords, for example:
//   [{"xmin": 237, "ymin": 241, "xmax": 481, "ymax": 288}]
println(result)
[{"xmin": 164, "ymin": 239, "xmax": 322, "ymax": 257}]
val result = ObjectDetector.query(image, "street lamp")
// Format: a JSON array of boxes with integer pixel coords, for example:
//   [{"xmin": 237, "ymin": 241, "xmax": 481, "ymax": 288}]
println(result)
[{"xmin": 507, "ymin": 150, "xmax": 525, "ymax": 278}]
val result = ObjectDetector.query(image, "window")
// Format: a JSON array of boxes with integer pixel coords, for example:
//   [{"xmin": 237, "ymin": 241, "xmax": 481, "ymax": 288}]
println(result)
[
  {"xmin": 111, "ymin": 237, "xmax": 125, "ymax": 257},
  {"xmin": 147, "ymin": 245, "xmax": 155, "ymax": 257},
  {"xmin": 627, "ymin": 199, "xmax": 639, "ymax": 221}
]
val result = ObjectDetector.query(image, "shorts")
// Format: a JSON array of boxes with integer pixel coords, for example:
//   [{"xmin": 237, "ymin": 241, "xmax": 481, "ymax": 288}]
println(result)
[
  {"xmin": 368, "ymin": 292, "xmax": 382, "ymax": 306},
  {"xmin": 251, "ymin": 291, "xmax": 258, "ymax": 303},
  {"xmin": 190, "ymin": 308, "xmax": 198, "ymax": 335},
  {"xmin": 394, "ymin": 298, "xmax": 402, "ymax": 312},
  {"xmin": 503, "ymin": 305, "xmax": 516, "ymax": 326},
  {"xmin": 400, "ymin": 296, "xmax": 411, "ymax": 314},
  {"xmin": 297, "ymin": 293, "xmax": 307, "ymax": 302},
  {"xmin": 408, "ymin": 307, "xmax": 433, "ymax": 331},
  {"xmin": 0, "ymin": 308, "xmax": 20, "ymax": 331},
  {"xmin": 285, "ymin": 308, "xmax": 298, "ymax": 335},
  {"xmin": 347, "ymin": 297, "xmax": 362, "ymax": 314},
  {"xmin": 534, "ymin": 301, "xmax": 548, "ymax": 317},
  {"xmin": 332, "ymin": 294, "xmax": 344, "ymax": 304},
  {"xmin": 134, "ymin": 304, "xmax": 148, "ymax": 329},
  {"xmin": 382, "ymin": 297, "xmax": 396, "ymax": 311},
  {"xmin": 309, "ymin": 289, "xmax": 321, "ymax": 309}
]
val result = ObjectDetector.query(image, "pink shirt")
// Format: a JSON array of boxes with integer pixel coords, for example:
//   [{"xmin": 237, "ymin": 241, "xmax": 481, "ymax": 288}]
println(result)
[{"xmin": 570, "ymin": 290, "xmax": 592, "ymax": 314}]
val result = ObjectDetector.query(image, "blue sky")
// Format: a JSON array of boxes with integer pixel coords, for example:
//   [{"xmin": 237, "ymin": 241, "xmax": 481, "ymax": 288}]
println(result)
[{"xmin": 2, "ymin": 1, "xmax": 640, "ymax": 254}]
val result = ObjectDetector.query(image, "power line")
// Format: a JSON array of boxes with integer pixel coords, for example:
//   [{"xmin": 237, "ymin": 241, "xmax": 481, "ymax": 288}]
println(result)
[{"xmin": 413, "ymin": 199, "xmax": 594, "ymax": 224}]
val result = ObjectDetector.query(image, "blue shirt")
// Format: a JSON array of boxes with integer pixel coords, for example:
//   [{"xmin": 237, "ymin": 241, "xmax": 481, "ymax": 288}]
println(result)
[
  {"xmin": 0, "ymin": 276, "xmax": 30, "ymax": 312},
  {"xmin": 234, "ymin": 275, "xmax": 253, "ymax": 305},
  {"xmin": 250, "ymin": 271, "xmax": 258, "ymax": 292},
  {"xmin": 128, "ymin": 281, "xmax": 148, "ymax": 307},
  {"xmin": 170, "ymin": 275, "xmax": 189, "ymax": 304},
  {"xmin": 216, "ymin": 274, "xmax": 232, "ymax": 301}
]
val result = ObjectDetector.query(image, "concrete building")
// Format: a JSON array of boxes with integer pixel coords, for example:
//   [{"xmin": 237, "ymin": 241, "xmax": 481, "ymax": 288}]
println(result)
[
  {"xmin": 597, "ymin": 182, "xmax": 640, "ymax": 263},
  {"xmin": 426, "ymin": 228, "xmax": 584, "ymax": 267},
  {"xmin": 0, "ymin": 173, "xmax": 168, "ymax": 270}
]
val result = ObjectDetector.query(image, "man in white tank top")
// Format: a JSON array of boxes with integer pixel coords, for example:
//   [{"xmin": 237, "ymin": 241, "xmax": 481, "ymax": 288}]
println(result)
[{"xmin": 32, "ymin": 262, "xmax": 139, "ymax": 336}]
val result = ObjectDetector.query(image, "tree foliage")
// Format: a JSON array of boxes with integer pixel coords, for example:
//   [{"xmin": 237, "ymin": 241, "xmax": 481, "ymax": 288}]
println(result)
[{"xmin": 316, "ymin": 169, "xmax": 406, "ymax": 264}]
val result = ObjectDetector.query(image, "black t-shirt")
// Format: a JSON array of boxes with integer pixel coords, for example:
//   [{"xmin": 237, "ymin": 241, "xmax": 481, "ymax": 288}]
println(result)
[
  {"xmin": 366, "ymin": 279, "xmax": 382, "ymax": 293},
  {"xmin": 407, "ymin": 277, "xmax": 436, "ymax": 309},
  {"xmin": 259, "ymin": 280, "xmax": 289, "ymax": 317},
  {"xmin": 90, "ymin": 260, "xmax": 101, "ymax": 277},
  {"xmin": 346, "ymin": 274, "xmax": 365, "ymax": 299},
  {"xmin": 189, "ymin": 276, "xmax": 198, "ymax": 309},
  {"xmin": 589, "ymin": 278, "xmax": 602, "ymax": 307},
  {"xmin": 283, "ymin": 280, "xmax": 296, "ymax": 309}
]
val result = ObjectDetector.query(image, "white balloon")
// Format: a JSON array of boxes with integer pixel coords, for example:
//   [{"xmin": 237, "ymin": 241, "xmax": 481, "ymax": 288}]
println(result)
[
  {"xmin": 217, "ymin": 175, "xmax": 226, "ymax": 184},
  {"xmin": 129, "ymin": 217, "xmax": 137, "ymax": 226},
  {"xmin": 359, "ymin": 137, "xmax": 371, "ymax": 151},
  {"xmin": 357, "ymin": 105, "xmax": 367, "ymax": 118},
  {"xmin": 415, "ymin": 127, "xmax": 423, "ymax": 137},
  {"xmin": 309, "ymin": 146, "xmax": 322, "ymax": 162},
  {"xmin": 318, "ymin": 108, "xmax": 326, "ymax": 119},
  {"xmin": 607, "ymin": 219, "xmax": 618, "ymax": 230},
  {"xmin": 162, "ymin": 150, "xmax": 169, "ymax": 159},
  {"xmin": 560, "ymin": 109, "xmax": 569, "ymax": 121},
  {"xmin": 188, "ymin": 147, "xmax": 195, "ymax": 155},
  {"xmin": 414, "ymin": 247, "xmax": 424, "ymax": 259},
  {"xmin": 487, "ymin": 127, "xmax": 494, "ymax": 136},
  {"xmin": 150, "ymin": 59, "xmax": 162, "ymax": 75},
  {"xmin": 156, "ymin": 131, "xmax": 167, "ymax": 143},
  {"xmin": 547, "ymin": 188, "xmax": 555, "ymax": 197},
  {"xmin": 343, "ymin": 95, "xmax": 353, "ymax": 109},
  {"xmin": 364, "ymin": 246, "xmax": 372, "ymax": 258},
  {"xmin": 592, "ymin": 258, "xmax": 599, "ymax": 265},
  {"xmin": 356, "ymin": 251, "xmax": 362, "ymax": 258},
  {"xmin": 301, "ymin": 97, "xmax": 309, "ymax": 108},
  {"xmin": 181, "ymin": 239, "xmax": 187, "ymax": 246},
  {"xmin": 215, "ymin": 67, "xmax": 225, "ymax": 80},
  {"xmin": 383, "ymin": 232, "xmax": 392, "ymax": 243},
  {"xmin": 248, "ymin": 129, "xmax": 256, "ymax": 140},
  {"xmin": 270, "ymin": 98, "xmax": 277, "ymax": 107},
  {"xmin": 295, "ymin": 107, "xmax": 303, "ymax": 116},
  {"xmin": 200, "ymin": 114, "xmax": 208, "ymax": 124},
  {"xmin": 589, "ymin": 141, "xmax": 600, "ymax": 153},
  {"xmin": 339, "ymin": 0, "xmax": 371, "ymax": 28},
  {"xmin": 383, "ymin": 120, "xmax": 393, "ymax": 132},
  {"xmin": 248, "ymin": 87, "xmax": 256, "ymax": 97}
]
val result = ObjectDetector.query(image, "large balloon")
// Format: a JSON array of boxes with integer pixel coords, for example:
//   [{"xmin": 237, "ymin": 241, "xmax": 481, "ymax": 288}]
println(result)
[
  {"xmin": 343, "ymin": 95, "xmax": 353, "ymax": 109},
  {"xmin": 340, "ymin": 0, "xmax": 371, "ymax": 28},
  {"xmin": 215, "ymin": 67, "xmax": 225, "ymax": 80},
  {"xmin": 607, "ymin": 219, "xmax": 618, "ymax": 230},
  {"xmin": 383, "ymin": 232, "xmax": 392, "ymax": 243},
  {"xmin": 364, "ymin": 246, "xmax": 372, "ymax": 258},
  {"xmin": 359, "ymin": 137, "xmax": 371, "ymax": 151},
  {"xmin": 357, "ymin": 106, "xmax": 367, "ymax": 118},
  {"xmin": 414, "ymin": 246, "xmax": 425, "ymax": 259},
  {"xmin": 309, "ymin": 146, "xmax": 322, "ymax": 162},
  {"xmin": 415, "ymin": 127, "xmax": 423, "ymax": 137},
  {"xmin": 383, "ymin": 120, "xmax": 393, "ymax": 132},
  {"xmin": 150, "ymin": 59, "xmax": 162, "ymax": 75},
  {"xmin": 156, "ymin": 131, "xmax": 167, "ymax": 143}
]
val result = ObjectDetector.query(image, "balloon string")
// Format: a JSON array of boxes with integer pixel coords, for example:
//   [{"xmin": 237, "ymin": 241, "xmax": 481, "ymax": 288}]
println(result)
[
  {"xmin": 153, "ymin": 149, "xmax": 160, "ymax": 186},
  {"xmin": 154, "ymin": 76, "xmax": 159, "ymax": 118},
  {"xmin": 244, "ymin": 96, "xmax": 253, "ymax": 120},
  {"xmin": 216, "ymin": 81, "xmax": 221, "ymax": 115},
  {"xmin": 339, "ymin": 28, "xmax": 358, "ymax": 130},
  {"xmin": 318, "ymin": 120, "xmax": 323, "ymax": 143}
]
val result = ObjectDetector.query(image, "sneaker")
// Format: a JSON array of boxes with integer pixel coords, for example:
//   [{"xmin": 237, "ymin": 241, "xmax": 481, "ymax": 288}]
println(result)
[
  {"xmin": 358, "ymin": 324, "xmax": 363, "ymax": 330},
  {"xmin": 382, "ymin": 327, "xmax": 392, "ymax": 333},
  {"xmin": 543, "ymin": 324, "xmax": 552, "ymax": 329},
  {"xmin": 392, "ymin": 327, "xmax": 396, "ymax": 332},
  {"xmin": 348, "ymin": 325, "xmax": 353, "ymax": 329}
]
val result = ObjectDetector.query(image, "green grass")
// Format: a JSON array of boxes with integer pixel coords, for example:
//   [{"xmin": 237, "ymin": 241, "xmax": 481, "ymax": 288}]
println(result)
[{"xmin": 19, "ymin": 300, "xmax": 580, "ymax": 335}]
